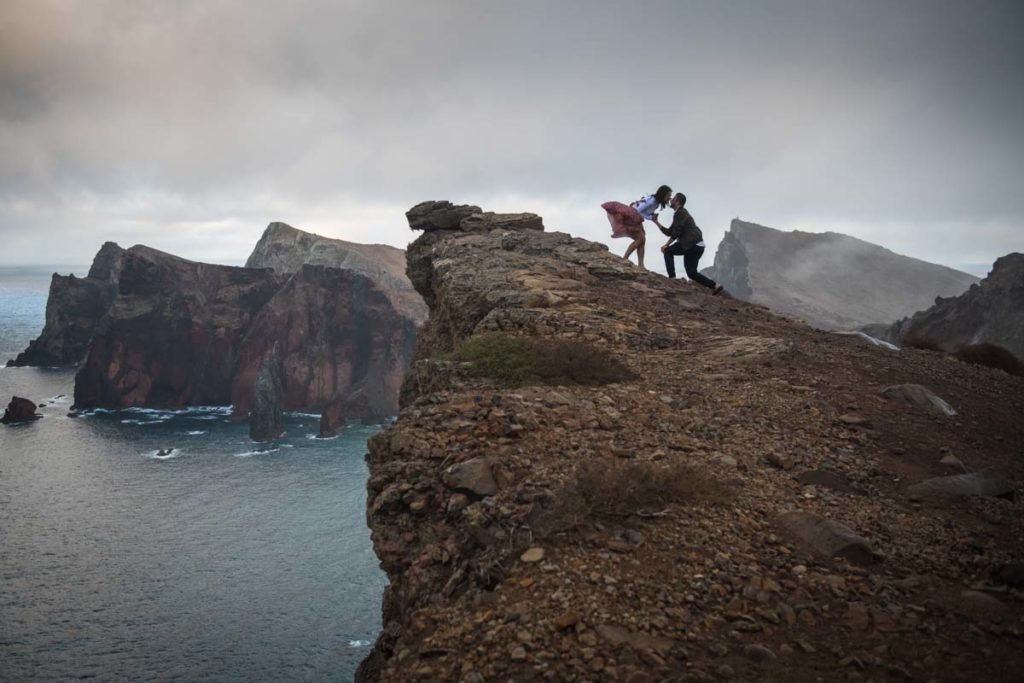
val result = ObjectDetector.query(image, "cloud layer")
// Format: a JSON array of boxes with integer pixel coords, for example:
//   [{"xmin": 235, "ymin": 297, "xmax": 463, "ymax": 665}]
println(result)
[{"xmin": 2, "ymin": 0, "xmax": 1021, "ymax": 273}]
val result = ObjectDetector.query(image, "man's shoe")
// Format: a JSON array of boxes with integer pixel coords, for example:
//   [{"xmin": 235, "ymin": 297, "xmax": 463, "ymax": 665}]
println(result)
[{"xmin": 712, "ymin": 284, "xmax": 724, "ymax": 296}]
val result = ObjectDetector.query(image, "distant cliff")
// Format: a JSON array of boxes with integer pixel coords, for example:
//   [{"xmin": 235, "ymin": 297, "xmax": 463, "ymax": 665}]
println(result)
[
  {"xmin": 867, "ymin": 252, "xmax": 1024, "ymax": 361},
  {"xmin": 703, "ymin": 220, "xmax": 978, "ymax": 330},
  {"xmin": 73, "ymin": 245, "xmax": 415, "ymax": 419},
  {"xmin": 7, "ymin": 242, "xmax": 124, "ymax": 367},
  {"xmin": 246, "ymin": 222, "xmax": 427, "ymax": 325}
]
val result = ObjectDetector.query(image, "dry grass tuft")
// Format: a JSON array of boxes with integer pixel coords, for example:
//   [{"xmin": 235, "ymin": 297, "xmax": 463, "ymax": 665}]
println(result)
[{"xmin": 533, "ymin": 458, "xmax": 725, "ymax": 537}]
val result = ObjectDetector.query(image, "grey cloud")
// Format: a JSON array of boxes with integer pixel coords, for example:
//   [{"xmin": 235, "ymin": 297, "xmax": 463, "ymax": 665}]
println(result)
[{"xmin": 0, "ymin": 0, "xmax": 1021, "ymax": 268}]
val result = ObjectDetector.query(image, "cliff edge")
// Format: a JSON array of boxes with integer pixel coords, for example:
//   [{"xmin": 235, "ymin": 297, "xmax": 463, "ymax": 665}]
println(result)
[{"xmin": 359, "ymin": 202, "xmax": 1023, "ymax": 682}]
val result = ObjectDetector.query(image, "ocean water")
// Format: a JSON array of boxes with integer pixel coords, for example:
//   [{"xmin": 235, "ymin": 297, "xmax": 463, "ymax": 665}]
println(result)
[{"xmin": 0, "ymin": 267, "xmax": 385, "ymax": 681}]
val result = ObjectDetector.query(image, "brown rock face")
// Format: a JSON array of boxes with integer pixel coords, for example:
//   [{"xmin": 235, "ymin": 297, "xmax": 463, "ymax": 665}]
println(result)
[
  {"xmin": 72, "ymin": 248, "xmax": 415, "ymax": 419},
  {"xmin": 358, "ymin": 201, "xmax": 1023, "ymax": 683},
  {"xmin": 245, "ymin": 221, "xmax": 427, "ymax": 325},
  {"xmin": 873, "ymin": 252, "xmax": 1024, "ymax": 362},
  {"xmin": 230, "ymin": 264, "xmax": 416, "ymax": 421},
  {"xmin": 74, "ymin": 246, "xmax": 282, "ymax": 408},
  {"xmin": 703, "ymin": 219, "xmax": 979, "ymax": 330},
  {"xmin": 7, "ymin": 242, "xmax": 124, "ymax": 367}
]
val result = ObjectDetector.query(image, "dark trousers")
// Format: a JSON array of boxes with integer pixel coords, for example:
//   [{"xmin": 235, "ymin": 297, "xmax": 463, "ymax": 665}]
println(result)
[{"xmin": 665, "ymin": 243, "xmax": 718, "ymax": 289}]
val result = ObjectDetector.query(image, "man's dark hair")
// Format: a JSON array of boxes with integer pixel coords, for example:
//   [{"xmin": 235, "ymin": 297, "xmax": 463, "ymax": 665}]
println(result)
[{"xmin": 674, "ymin": 192, "xmax": 687, "ymax": 207}]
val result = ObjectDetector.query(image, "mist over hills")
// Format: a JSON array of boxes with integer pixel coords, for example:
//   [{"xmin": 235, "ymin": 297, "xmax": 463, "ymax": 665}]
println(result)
[{"xmin": 702, "ymin": 219, "xmax": 979, "ymax": 330}]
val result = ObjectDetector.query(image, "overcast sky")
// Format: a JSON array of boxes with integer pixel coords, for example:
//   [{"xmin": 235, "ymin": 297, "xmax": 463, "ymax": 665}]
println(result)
[{"xmin": 1, "ymin": 0, "xmax": 1021, "ymax": 276}]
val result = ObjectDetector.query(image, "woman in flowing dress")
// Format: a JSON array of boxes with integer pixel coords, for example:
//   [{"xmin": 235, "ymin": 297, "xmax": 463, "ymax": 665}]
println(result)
[{"xmin": 601, "ymin": 184, "xmax": 673, "ymax": 269}]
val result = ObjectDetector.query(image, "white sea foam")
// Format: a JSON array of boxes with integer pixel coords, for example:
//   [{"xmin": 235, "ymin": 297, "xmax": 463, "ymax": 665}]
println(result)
[
  {"xmin": 184, "ymin": 430, "xmax": 207, "ymax": 436},
  {"xmin": 348, "ymin": 640, "xmax": 371, "ymax": 648},
  {"xmin": 285, "ymin": 411, "xmax": 321, "ymax": 419},
  {"xmin": 145, "ymin": 448, "xmax": 179, "ymax": 460},
  {"xmin": 234, "ymin": 447, "xmax": 280, "ymax": 458},
  {"xmin": 307, "ymin": 433, "xmax": 339, "ymax": 440}
]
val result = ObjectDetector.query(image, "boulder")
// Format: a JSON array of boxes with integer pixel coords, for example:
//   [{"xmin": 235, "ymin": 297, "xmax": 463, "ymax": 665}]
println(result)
[
  {"xmin": 443, "ymin": 457, "xmax": 498, "ymax": 498},
  {"xmin": 459, "ymin": 212, "xmax": 544, "ymax": 233},
  {"xmin": 1, "ymin": 396, "xmax": 42, "ymax": 424},
  {"xmin": 880, "ymin": 383, "xmax": 956, "ymax": 417},
  {"xmin": 774, "ymin": 510, "xmax": 876, "ymax": 565},
  {"xmin": 906, "ymin": 469, "xmax": 1015, "ymax": 500},
  {"xmin": 406, "ymin": 201, "xmax": 481, "ymax": 232}
]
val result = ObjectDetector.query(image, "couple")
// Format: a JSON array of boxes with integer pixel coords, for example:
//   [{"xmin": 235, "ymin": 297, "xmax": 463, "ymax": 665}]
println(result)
[{"xmin": 602, "ymin": 186, "xmax": 723, "ymax": 294}]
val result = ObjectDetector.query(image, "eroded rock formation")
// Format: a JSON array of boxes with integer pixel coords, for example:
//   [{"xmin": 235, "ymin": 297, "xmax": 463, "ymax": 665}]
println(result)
[
  {"xmin": 868, "ymin": 252, "xmax": 1024, "ymax": 362},
  {"xmin": 246, "ymin": 221, "xmax": 428, "ymax": 325},
  {"xmin": 73, "ymin": 246, "xmax": 415, "ymax": 419},
  {"xmin": 358, "ymin": 202, "xmax": 1023, "ymax": 682},
  {"xmin": 702, "ymin": 220, "xmax": 978, "ymax": 330},
  {"xmin": 7, "ymin": 242, "xmax": 124, "ymax": 367}
]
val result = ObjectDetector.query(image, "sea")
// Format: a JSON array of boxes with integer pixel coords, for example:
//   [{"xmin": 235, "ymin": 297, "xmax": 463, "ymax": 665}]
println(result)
[{"xmin": 0, "ymin": 266, "xmax": 386, "ymax": 681}]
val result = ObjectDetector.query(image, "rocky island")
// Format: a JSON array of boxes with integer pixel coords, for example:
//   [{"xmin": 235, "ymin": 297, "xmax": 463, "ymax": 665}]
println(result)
[{"xmin": 358, "ymin": 202, "xmax": 1023, "ymax": 682}]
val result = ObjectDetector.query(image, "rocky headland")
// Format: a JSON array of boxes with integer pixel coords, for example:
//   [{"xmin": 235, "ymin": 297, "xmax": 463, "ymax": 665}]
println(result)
[
  {"xmin": 7, "ymin": 241, "xmax": 124, "ymax": 367},
  {"xmin": 866, "ymin": 253, "xmax": 1024, "ymax": 363},
  {"xmin": 702, "ymin": 220, "xmax": 979, "ymax": 330},
  {"xmin": 359, "ymin": 202, "xmax": 1023, "ymax": 682},
  {"xmin": 72, "ymin": 244, "xmax": 416, "ymax": 421}
]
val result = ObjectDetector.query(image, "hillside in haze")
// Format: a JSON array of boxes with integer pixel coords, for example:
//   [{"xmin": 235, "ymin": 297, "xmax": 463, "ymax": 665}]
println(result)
[
  {"xmin": 702, "ymin": 220, "xmax": 979, "ymax": 330},
  {"xmin": 867, "ymin": 252, "xmax": 1024, "ymax": 361},
  {"xmin": 246, "ymin": 222, "xmax": 427, "ymax": 325}
]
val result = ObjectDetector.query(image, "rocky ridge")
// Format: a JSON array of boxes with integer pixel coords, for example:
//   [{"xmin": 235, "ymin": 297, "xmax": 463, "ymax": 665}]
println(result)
[
  {"xmin": 246, "ymin": 221, "xmax": 427, "ymax": 325},
  {"xmin": 7, "ymin": 241, "xmax": 124, "ymax": 367},
  {"xmin": 359, "ymin": 202, "xmax": 1023, "ymax": 682},
  {"xmin": 867, "ymin": 253, "xmax": 1024, "ymax": 362},
  {"xmin": 702, "ymin": 220, "xmax": 979, "ymax": 330}
]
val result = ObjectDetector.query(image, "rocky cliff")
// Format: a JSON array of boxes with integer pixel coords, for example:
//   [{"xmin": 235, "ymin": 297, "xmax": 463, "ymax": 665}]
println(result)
[
  {"xmin": 358, "ymin": 202, "xmax": 1023, "ymax": 682},
  {"xmin": 73, "ymin": 246, "xmax": 415, "ymax": 420},
  {"xmin": 868, "ymin": 253, "xmax": 1024, "ymax": 361},
  {"xmin": 703, "ymin": 220, "xmax": 979, "ymax": 330},
  {"xmin": 6, "ymin": 242, "xmax": 124, "ymax": 366},
  {"xmin": 246, "ymin": 222, "xmax": 428, "ymax": 325}
]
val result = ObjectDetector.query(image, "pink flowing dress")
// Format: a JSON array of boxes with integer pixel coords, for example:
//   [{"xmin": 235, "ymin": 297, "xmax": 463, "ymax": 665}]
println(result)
[{"xmin": 601, "ymin": 201, "xmax": 645, "ymax": 240}]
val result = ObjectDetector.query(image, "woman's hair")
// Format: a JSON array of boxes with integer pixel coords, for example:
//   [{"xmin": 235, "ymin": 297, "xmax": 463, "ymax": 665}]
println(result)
[
  {"xmin": 674, "ymin": 192, "xmax": 687, "ymax": 207},
  {"xmin": 654, "ymin": 185, "xmax": 672, "ymax": 208}
]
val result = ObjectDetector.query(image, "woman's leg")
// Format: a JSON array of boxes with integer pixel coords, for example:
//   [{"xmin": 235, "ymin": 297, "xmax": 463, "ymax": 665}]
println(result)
[
  {"xmin": 636, "ymin": 234, "xmax": 646, "ymax": 269},
  {"xmin": 682, "ymin": 246, "xmax": 718, "ymax": 289},
  {"xmin": 623, "ymin": 239, "xmax": 638, "ymax": 263}
]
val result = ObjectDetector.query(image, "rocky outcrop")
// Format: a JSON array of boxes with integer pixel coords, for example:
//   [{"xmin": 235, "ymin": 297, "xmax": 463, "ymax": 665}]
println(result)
[
  {"xmin": 74, "ymin": 246, "xmax": 282, "ymax": 408},
  {"xmin": 249, "ymin": 344, "xmax": 284, "ymax": 442},
  {"xmin": 1, "ymin": 396, "xmax": 41, "ymax": 424},
  {"xmin": 359, "ymin": 201, "xmax": 1023, "ymax": 683},
  {"xmin": 246, "ymin": 222, "xmax": 428, "ymax": 325},
  {"xmin": 6, "ymin": 242, "xmax": 124, "ymax": 366},
  {"xmin": 869, "ymin": 253, "xmax": 1024, "ymax": 362},
  {"xmin": 73, "ymin": 246, "xmax": 415, "ymax": 419},
  {"xmin": 703, "ymin": 219, "xmax": 978, "ymax": 330}
]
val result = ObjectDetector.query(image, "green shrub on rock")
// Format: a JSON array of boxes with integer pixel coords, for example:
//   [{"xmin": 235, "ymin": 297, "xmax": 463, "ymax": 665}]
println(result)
[{"xmin": 449, "ymin": 333, "xmax": 637, "ymax": 387}]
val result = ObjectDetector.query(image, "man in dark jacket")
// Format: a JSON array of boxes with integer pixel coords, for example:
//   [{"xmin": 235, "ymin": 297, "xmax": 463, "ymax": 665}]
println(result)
[{"xmin": 660, "ymin": 193, "xmax": 723, "ymax": 294}]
